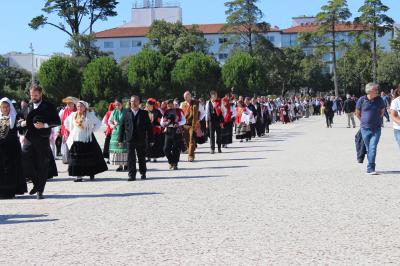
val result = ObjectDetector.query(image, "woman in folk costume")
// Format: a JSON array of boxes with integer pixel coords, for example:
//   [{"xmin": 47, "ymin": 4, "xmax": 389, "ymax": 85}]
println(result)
[
  {"xmin": 235, "ymin": 100, "xmax": 253, "ymax": 142},
  {"xmin": 108, "ymin": 99, "xmax": 128, "ymax": 172},
  {"xmin": 64, "ymin": 101, "xmax": 108, "ymax": 182},
  {"xmin": 161, "ymin": 100, "xmax": 186, "ymax": 170},
  {"xmin": 102, "ymin": 102, "xmax": 115, "ymax": 164},
  {"xmin": 146, "ymin": 98, "xmax": 164, "ymax": 162},
  {"xmin": 59, "ymin": 96, "xmax": 78, "ymax": 164},
  {"xmin": 221, "ymin": 93, "xmax": 233, "ymax": 148},
  {"xmin": 279, "ymin": 101, "xmax": 290, "ymax": 124},
  {"xmin": 0, "ymin": 98, "xmax": 27, "ymax": 199}
]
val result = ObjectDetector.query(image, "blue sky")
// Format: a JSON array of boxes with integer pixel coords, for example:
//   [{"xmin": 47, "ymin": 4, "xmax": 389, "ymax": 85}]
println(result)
[{"xmin": 0, "ymin": 0, "xmax": 398, "ymax": 55}]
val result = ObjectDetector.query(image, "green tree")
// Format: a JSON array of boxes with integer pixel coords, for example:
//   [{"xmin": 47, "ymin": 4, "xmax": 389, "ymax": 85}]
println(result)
[
  {"xmin": 337, "ymin": 41, "xmax": 372, "ymax": 95},
  {"xmin": 302, "ymin": 0, "xmax": 352, "ymax": 97},
  {"xmin": 66, "ymin": 33, "xmax": 110, "ymax": 61},
  {"xmin": 171, "ymin": 52, "xmax": 221, "ymax": 97},
  {"xmin": 222, "ymin": 52, "xmax": 267, "ymax": 96},
  {"xmin": 355, "ymin": 0, "xmax": 394, "ymax": 82},
  {"xmin": 377, "ymin": 51, "xmax": 400, "ymax": 88},
  {"xmin": 301, "ymin": 55, "xmax": 333, "ymax": 95},
  {"xmin": 223, "ymin": 0, "xmax": 269, "ymax": 55},
  {"xmin": 391, "ymin": 27, "xmax": 400, "ymax": 52},
  {"xmin": 38, "ymin": 56, "xmax": 81, "ymax": 102},
  {"xmin": 82, "ymin": 57, "xmax": 124, "ymax": 103},
  {"xmin": 29, "ymin": 0, "xmax": 118, "ymax": 57},
  {"xmin": 146, "ymin": 20, "xmax": 209, "ymax": 63},
  {"xmin": 128, "ymin": 49, "xmax": 171, "ymax": 98}
]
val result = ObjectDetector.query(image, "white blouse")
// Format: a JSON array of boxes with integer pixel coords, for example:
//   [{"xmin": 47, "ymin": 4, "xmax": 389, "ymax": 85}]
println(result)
[{"xmin": 64, "ymin": 112, "xmax": 101, "ymax": 149}]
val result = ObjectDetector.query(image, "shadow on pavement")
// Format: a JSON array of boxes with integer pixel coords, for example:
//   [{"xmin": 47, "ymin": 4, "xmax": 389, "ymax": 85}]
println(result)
[
  {"xmin": 36, "ymin": 192, "xmax": 161, "ymax": 200},
  {"xmin": 150, "ymin": 166, "xmax": 248, "ymax": 171},
  {"xmin": 197, "ymin": 157, "xmax": 265, "ymax": 162},
  {"xmin": 0, "ymin": 214, "xmax": 58, "ymax": 225},
  {"xmin": 378, "ymin": 171, "xmax": 400, "ymax": 175},
  {"xmin": 148, "ymin": 175, "xmax": 227, "ymax": 181}
]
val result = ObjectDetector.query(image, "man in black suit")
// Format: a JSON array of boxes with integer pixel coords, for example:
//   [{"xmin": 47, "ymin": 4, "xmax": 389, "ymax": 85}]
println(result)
[
  {"xmin": 118, "ymin": 95, "xmax": 154, "ymax": 181},
  {"xmin": 19, "ymin": 85, "xmax": 61, "ymax": 199}
]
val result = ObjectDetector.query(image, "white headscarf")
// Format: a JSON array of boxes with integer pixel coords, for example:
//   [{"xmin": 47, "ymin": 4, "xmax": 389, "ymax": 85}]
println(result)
[{"xmin": 0, "ymin": 97, "xmax": 17, "ymax": 129}]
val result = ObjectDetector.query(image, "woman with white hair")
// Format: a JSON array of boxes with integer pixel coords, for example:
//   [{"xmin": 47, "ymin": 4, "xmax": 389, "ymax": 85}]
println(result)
[
  {"xmin": 64, "ymin": 101, "xmax": 108, "ymax": 182},
  {"xmin": 0, "ymin": 97, "xmax": 27, "ymax": 199},
  {"xmin": 390, "ymin": 87, "xmax": 400, "ymax": 149}
]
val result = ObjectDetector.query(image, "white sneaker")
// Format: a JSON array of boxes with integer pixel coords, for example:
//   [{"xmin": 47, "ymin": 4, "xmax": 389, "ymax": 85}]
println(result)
[{"xmin": 367, "ymin": 171, "xmax": 379, "ymax": 175}]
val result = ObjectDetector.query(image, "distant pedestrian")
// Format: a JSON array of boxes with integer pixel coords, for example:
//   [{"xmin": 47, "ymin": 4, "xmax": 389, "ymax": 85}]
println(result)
[
  {"xmin": 343, "ymin": 94, "xmax": 356, "ymax": 128},
  {"xmin": 390, "ymin": 87, "xmax": 400, "ymax": 149}
]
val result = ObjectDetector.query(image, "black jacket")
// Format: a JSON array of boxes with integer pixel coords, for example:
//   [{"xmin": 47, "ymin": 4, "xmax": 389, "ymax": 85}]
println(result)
[
  {"xmin": 343, "ymin": 99, "xmax": 356, "ymax": 113},
  {"xmin": 22, "ymin": 100, "xmax": 61, "ymax": 140},
  {"xmin": 119, "ymin": 108, "xmax": 154, "ymax": 144}
]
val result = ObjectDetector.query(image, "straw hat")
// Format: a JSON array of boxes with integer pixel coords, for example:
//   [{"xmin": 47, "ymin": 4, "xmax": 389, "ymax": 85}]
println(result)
[{"xmin": 62, "ymin": 96, "xmax": 79, "ymax": 105}]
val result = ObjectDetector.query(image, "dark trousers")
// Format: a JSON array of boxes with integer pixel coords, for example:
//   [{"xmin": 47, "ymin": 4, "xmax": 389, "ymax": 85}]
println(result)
[
  {"xmin": 355, "ymin": 130, "xmax": 367, "ymax": 162},
  {"xmin": 325, "ymin": 112, "xmax": 334, "ymax": 127},
  {"xmin": 209, "ymin": 122, "xmax": 222, "ymax": 151},
  {"xmin": 127, "ymin": 142, "xmax": 147, "ymax": 177},
  {"xmin": 164, "ymin": 129, "xmax": 181, "ymax": 165},
  {"xmin": 22, "ymin": 137, "xmax": 51, "ymax": 193}
]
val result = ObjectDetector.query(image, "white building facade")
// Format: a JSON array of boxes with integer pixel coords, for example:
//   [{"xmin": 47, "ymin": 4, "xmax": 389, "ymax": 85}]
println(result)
[
  {"xmin": 94, "ymin": 14, "xmax": 394, "ymax": 65},
  {"xmin": 2, "ymin": 52, "xmax": 50, "ymax": 73}
]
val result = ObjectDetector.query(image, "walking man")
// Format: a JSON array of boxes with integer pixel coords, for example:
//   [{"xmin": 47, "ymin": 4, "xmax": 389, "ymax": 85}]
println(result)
[
  {"xmin": 180, "ymin": 91, "xmax": 199, "ymax": 162},
  {"xmin": 119, "ymin": 95, "xmax": 154, "ymax": 181},
  {"xmin": 343, "ymin": 94, "xmax": 356, "ymax": 128},
  {"xmin": 356, "ymin": 83, "xmax": 385, "ymax": 175},
  {"xmin": 20, "ymin": 85, "xmax": 61, "ymax": 199}
]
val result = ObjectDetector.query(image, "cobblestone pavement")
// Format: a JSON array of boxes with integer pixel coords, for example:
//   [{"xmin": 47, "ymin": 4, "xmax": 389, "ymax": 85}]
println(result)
[{"xmin": 1, "ymin": 115, "xmax": 400, "ymax": 265}]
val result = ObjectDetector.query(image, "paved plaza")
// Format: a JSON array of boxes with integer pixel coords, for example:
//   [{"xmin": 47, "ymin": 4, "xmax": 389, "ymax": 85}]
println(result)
[{"xmin": 1, "ymin": 115, "xmax": 400, "ymax": 265}]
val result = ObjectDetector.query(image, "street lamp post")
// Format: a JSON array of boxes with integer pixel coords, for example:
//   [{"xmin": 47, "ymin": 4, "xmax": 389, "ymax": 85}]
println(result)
[{"xmin": 29, "ymin": 43, "xmax": 35, "ymax": 85}]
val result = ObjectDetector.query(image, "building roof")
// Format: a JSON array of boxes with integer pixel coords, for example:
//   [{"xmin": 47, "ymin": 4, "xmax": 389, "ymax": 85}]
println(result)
[
  {"xmin": 95, "ymin": 23, "xmax": 281, "ymax": 38},
  {"xmin": 283, "ymin": 23, "xmax": 367, "ymax": 34}
]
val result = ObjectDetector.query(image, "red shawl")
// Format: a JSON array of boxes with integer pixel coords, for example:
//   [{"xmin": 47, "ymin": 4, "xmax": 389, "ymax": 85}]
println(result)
[
  {"xmin": 61, "ymin": 105, "xmax": 77, "ymax": 138},
  {"xmin": 104, "ymin": 103, "xmax": 115, "ymax": 136},
  {"xmin": 222, "ymin": 97, "xmax": 232, "ymax": 123},
  {"xmin": 212, "ymin": 100, "xmax": 222, "ymax": 117}
]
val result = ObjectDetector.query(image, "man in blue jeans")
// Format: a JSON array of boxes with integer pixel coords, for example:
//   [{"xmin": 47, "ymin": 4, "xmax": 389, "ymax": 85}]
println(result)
[{"xmin": 355, "ymin": 83, "xmax": 385, "ymax": 175}]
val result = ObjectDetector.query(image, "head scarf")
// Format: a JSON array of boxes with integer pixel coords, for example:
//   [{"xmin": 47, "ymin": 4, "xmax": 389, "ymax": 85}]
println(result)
[
  {"xmin": 62, "ymin": 96, "xmax": 79, "ymax": 105},
  {"xmin": 78, "ymin": 101, "xmax": 89, "ymax": 110},
  {"xmin": 0, "ymin": 97, "xmax": 17, "ymax": 129}
]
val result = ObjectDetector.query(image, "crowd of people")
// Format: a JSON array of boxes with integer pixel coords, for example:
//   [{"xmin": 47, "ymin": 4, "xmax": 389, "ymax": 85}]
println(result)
[{"xmin": 0, "ymin": 83, "xmax": 398, "ymax": 199}]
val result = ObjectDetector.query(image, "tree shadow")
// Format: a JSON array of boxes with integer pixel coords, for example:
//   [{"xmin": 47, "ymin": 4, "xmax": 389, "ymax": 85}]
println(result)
[
  {"xmin": 378, "ymin": 171, "xmax": 400, "ymax": 175},
  {"xmin": 44, "ymin": 192, "xmax": 161, "ymax": 199},
  {"xmin": 0, "ymin": 214, "xmax": 58, "ymax": 225},
  {"xmin": 148, "ymin": 174, "xmax": 227, "ymax": 181},
  {"xmin": 197, "ymin": 157, "xmax": 265, "ymax": 162},
  {"xmin": 221, "ymin": 150, "xmax": 282, "ymax": 154},
  {"xmin": 150, "ymin": 165, "xmax": 248, "ymax": 171}
]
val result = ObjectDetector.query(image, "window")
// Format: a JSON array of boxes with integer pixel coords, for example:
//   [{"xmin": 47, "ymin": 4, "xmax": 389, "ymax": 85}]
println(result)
[
  {"xmin": 104, "ymin": 41, "xmax": 114, "ymax": 48},
  {"xmin": 267, "ymin": 36, "xmax": 275, "ymax": 42},
  {"xmin": 120, "ymin": 40, "xmax": 131, "ymax": 48},
  {"xmin": 132, "ymin": 41, "xmax": 142, "ymax": 47},
  {"xmin": 218, "ymin": 37, "xmax": 228, "ymax": 44},
  {"xmin": 218, "ymin": 53, "xmax": 228, "ymax": 60}
]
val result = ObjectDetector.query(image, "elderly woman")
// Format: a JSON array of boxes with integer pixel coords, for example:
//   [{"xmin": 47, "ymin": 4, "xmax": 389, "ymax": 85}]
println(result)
[
  {"xmin": 146, "ymin": 98, "xmax": 164, "ymax": 162},
  {"xmin": 0, "ymin": 98, "xmax": 27, "ymax": 199},
  {"xmin": 64, "ymin": 101, "xmax": 108, "ymax": 182}
]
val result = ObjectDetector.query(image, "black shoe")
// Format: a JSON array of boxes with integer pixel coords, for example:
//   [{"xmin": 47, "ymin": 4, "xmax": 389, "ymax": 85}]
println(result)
[
  {"xmin": 37, "ymin": 192, "xmax": 44, "ymax": 200},
  {"xmin": 128, "ymin": 177, "xmax": 136, "ymax": 182},
  {"xmin": 141, "ymin": 175, "xmax": 146, "ymax": 180},
  {"xmin": 173, "ymin": 165, "xmax": 178, "ymax": 170},
  {"xmin": 29, "ymin": 187, "xmax": 38, "ymax": 195},
  {"xmin": 116, "ymin": 166, "xmax": 123, "ymax": 172},
  {"xmin": 90, "ymin": 175, "xmax": 95, "ymax": 181},
  {"xmin": 218, "ymin": 149, "xmax": 222, "ymax": 153},
  {"xmin": 74, "ymin": 178, "xmax": 83, "ymax": 182},
  {"xmin": 210, "ymin": 150, "xmax": 215, "ymax": 154},
  {"xmin": 357, "ymin": 159, "xmax": 364, "ymax": 164}
]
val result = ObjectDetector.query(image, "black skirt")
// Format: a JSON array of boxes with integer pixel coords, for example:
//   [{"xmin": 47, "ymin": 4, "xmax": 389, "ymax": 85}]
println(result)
[
  {"xmin": 147, "ymin": 133, "xmax": 165, "ymax": 158},
  {"xmin": 103, "ymin": 135, "xmax": 111, "ymax": 159},
  {"xmin": 0, "ymin": 134, "xmax": 27, "ymax": 197},
  {"xmin": 221, "ymin": 121, "xmax": 233, "ymax": 145},
  {"xmin": 68, "ymin": 135, "xmax": 108, "ymax": 177}
]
